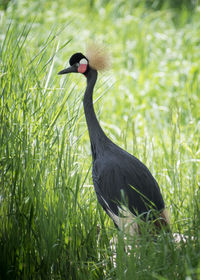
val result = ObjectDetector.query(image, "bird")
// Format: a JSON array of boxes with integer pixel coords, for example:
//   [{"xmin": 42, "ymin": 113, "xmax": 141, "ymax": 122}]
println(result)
[{"xmin": 58, "ymin": 44, "xmax": 169, "ymax": 235}]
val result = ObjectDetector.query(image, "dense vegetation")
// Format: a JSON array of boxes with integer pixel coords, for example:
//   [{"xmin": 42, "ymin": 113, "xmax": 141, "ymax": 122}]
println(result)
[{"xmin": 0, "ymin": 0, "xmax": 200, "ymax": 279}]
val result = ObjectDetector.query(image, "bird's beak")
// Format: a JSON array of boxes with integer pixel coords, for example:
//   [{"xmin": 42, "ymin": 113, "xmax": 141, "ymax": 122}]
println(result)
[{"xmin": 58, "ymin": 65, "xmax": 77, "ymax": 75}]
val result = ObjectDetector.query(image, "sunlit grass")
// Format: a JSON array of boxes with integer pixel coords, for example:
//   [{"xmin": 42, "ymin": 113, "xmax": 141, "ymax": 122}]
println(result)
[{"xmin": 0, "ymin": 0, "xmax": 200, "ymax": 279}]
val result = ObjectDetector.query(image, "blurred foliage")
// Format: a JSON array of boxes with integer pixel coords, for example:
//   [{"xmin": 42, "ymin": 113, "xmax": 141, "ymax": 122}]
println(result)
[
  {"xmin": 0, "ymin": 0, "xmax": 10, "ymax": 10},
  {"xmin": 0, "ymin": 0, "xmax": 199, "ymax": 11},
  {"xmin": 144, "ymin": 0, "xmax": 198, "ymax": 10}
]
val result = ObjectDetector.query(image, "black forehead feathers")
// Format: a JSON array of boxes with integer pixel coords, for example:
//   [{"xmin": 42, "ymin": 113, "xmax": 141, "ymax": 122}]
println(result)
[{"xmin": 69, "ymin": 53, "xmax": 88, "ymax": 66}]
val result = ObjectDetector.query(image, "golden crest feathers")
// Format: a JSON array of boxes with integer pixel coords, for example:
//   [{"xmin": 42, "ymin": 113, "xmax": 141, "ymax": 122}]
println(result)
[{"xmin": 86, "ymin": 43, "xmax": 111, "ymax": 71}]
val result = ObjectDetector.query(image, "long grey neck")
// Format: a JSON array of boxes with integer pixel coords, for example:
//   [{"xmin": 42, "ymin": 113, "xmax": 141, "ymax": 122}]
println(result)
[{"xmin": 83, "ymin": 69, "xmax": 110, "ymax": 158}]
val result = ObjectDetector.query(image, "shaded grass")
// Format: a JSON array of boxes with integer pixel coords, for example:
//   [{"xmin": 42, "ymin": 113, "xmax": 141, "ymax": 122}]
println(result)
[{"xmin": 0, "ymin": 1, "xmax": 200, "ymax": 279}]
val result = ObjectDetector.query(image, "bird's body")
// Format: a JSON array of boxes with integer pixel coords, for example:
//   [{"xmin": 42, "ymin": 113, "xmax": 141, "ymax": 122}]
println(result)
[
  {"xmin": 58, "ymin": 49, "xmax": 169, "ymax": 233},
  {"xmin": 92, "ymin": 145, "xmax": 165, "ymax": 219}
]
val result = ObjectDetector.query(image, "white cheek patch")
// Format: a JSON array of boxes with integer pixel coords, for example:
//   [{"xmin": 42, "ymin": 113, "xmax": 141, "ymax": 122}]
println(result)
[
  {"xmin": 78, "ymin": 58, "xmax": 88, "ymax": 73},
  {"xmin": 79, "ymin": 58, "xmax": 88, "ymax": 65}
]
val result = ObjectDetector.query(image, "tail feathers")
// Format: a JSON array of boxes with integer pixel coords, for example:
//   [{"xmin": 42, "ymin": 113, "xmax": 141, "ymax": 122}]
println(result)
[
  {"xmin": 154, "ymin": 208, "xmax": 170, "ymax": 230},
  {"xmin": 109, "ymin": 207, "xmax": 170, "ymax": 236}
]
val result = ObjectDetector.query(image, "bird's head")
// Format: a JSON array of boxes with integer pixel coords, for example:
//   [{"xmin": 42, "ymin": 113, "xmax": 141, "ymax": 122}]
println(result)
[
  {"xmin": 58, "ymin": 52, "xmax": 89, "ymax": 75},
  {"xmin": 58, "ymin": 43, "xmax": 111, "ymax": 77}
]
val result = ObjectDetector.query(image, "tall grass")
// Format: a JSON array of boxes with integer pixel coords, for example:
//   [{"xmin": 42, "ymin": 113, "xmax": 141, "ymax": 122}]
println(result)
[
  {"xmin": 1, "ymin": 0, "xmax": 200, "ymax": 279},
  {"xmin": 0, "ymin": 23, "xmax": 113, "ymax": 279}
]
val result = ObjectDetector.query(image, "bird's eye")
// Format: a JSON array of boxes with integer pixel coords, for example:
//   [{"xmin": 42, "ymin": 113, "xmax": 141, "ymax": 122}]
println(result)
[{"xmin": 75, "ymin": 63, "xmax": 80, "ymax": 67}]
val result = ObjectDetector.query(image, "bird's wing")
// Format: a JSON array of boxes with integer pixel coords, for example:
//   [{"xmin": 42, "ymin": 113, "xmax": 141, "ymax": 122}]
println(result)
[{"xmin": 92, "ymin": 151, "xmax": 165, "ymax": 220}]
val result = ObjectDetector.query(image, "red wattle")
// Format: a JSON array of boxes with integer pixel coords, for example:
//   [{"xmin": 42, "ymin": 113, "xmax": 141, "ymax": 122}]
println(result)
[{"xmin": 78, "ymin": 64, "xmax": 87, "ymax": 73}]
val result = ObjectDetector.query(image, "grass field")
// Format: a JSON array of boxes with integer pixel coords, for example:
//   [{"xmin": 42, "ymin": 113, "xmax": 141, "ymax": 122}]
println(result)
[{"xmin": 0, "ymin": 0, "xmax": 200, "ymax": 279}]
